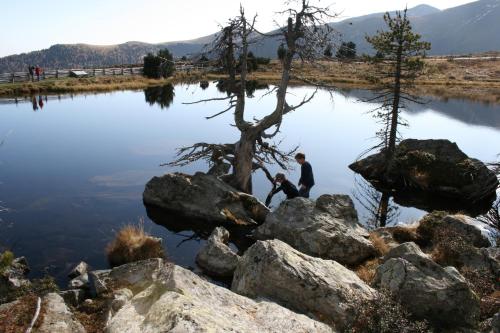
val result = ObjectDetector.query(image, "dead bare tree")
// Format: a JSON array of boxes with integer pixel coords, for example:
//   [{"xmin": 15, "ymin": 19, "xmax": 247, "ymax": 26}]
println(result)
[{"xmin": 167, "ymin": 1, "xmax": 336, "ymax": 194}]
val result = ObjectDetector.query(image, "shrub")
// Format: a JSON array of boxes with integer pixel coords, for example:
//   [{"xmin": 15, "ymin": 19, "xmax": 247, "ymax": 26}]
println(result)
[
  {"xmin": 0, "ymin": 251, "xmax": 14, "ymax": 274},
  {"xmin": 346, "ymin": 289, "xmax": 431, "ymax": 333},
  {"xmin": 143, "ymin": 48, "xmax": 175, "ymax": 79},
  {"xmin": 106, "ymin": 222, "xmax": 165, "ymax": 267}
]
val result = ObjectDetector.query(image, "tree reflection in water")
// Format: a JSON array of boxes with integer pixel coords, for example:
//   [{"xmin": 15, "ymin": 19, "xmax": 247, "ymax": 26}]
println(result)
[
  {"xmin": 144, "ymin": 84, "xmax": 175, "ymax": 109},
  {"xmin": 352, "ymin": 176, "xmax": 400, "ymax": 229}
]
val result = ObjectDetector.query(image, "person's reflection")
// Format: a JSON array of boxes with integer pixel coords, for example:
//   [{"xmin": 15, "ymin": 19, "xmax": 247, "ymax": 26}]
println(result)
[
  {"xmin": 32, "ymin": 96, "xmax": 38, "ymax": 111},
  {"xmin": 38, "ymin": 95, "xmax": 44, "ymax": 109}
]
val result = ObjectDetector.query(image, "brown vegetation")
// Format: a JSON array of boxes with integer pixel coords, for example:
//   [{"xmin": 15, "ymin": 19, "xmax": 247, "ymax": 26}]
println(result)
[
  {"xmin": 354, "ymin": 257, "xmax": 381, "ymax": 284},
  {"xmin": 368, "ymin": 233, "xmax": 391, "ymax": 256},
  {"xmin": 0, "ymin": 71, "xmax": 204, "ymax": 97},
  {"xmin": 0, "ymin": 295, "xmax": 45, "ymax": 333},
  {"xmin": 73, "ymin": 297, "xmax": 112, "ymax": 333},
  {"xmin": 346, "ymin": 289, "xmax": 431, "ymax": 333},
  {"xmin": 106, "ymin": 222, "xmax": 165, "ymax": 267},
  {"xmin": 1, "ymin": 57, "xmax": 499, "ymax": 103}
]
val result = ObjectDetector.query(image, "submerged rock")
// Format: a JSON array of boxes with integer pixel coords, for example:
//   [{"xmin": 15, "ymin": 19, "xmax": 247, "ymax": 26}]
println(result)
[
  {"xmin": 254, "ymin": 195, "xmax": 376, "ymax": 265},
  {"xmin": 100, "ymin": 259, "xmax": 333, "ymax": 333},
  {"xmin": 143, "ymin": 172, "xmax": 269, "ymax": 226},
  {"xmin": 349, "ymin": 139, "xmax": 498, "ymax": 215},
  {"xmin": 231, "ymin": 239, "xmax": 377, "ymax": 330},
  {"xmin": 196, "ymin": 226, "xmax": 240, "ymax": 277},
  {"xmin": 373, "ymin": 242, "xmax": 480, "ymax": 329},
  {"xmin": 38, "ymin": 293, "xmax": 86, "ymax": 333}
]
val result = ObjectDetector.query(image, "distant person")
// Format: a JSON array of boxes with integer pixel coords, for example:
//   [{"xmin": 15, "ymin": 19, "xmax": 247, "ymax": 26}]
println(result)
[
  {"xmin": 265, "ymin": 173, "xmax": 299, "ymax": 206},
  {"xmin": 32, "ymin": 96, "xmax": 38, "ymax": 111},
  {"xmin": 28, "ymin": 65, "xmax": 34, "ymax": 81},
  {"xmin": 35, "ymin": 66, "xmax": 40, "ymax": 81},
  {"xmin": 296, "ymin": 152, "xmax": 315, "ymax": 198},
  {"xmin": 38, "ymin": 95, "xmax": 44, "ymax": 109}
]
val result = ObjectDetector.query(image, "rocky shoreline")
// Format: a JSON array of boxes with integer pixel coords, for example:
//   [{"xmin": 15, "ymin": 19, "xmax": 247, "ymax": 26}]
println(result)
[{"xmin": 1, "ymin": 163, "xmax": 499, "ymax": 332}]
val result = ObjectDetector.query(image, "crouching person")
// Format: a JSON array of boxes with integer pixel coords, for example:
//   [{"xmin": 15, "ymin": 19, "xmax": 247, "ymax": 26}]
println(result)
[{"xmin": 265, "ymin": 173, "xmax": 299, "ymax": 206}]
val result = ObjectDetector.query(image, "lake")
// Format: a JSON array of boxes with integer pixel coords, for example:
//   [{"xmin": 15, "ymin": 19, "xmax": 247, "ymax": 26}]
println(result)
[{"xmin": 0, "ymin": 83, "xmax": 499, "ymax": 285}]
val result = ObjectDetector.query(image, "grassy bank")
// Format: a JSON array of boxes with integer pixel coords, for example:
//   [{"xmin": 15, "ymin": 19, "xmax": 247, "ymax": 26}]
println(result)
[
  {"xmin": 0, "ymin": 72, "xmax": 204, "ymax": 97},
  {"xmin": 1, "ymin": 58, "xmax": 499, "ymax": 103}
]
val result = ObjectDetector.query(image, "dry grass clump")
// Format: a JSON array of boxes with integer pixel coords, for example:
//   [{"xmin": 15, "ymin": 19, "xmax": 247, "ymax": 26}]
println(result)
[
  {"xmin": 368, "ymin": 233, "xmax": 391, "ymax": 256},
  {"xmin": 354, "ymin": 258, "xmax": 381, "ymax": 284},
  {"xmin": 346, "ymin": 290, "xmax": 431, "ymax": 333},
  {"xmin": 106, "ymin": 221, "xmax": 165, "ymax": 267}
]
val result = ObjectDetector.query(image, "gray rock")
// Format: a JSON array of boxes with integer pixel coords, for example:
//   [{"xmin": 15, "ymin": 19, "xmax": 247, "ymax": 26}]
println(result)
[
  {"xmin": 0, "ymin": 256, "xmax": 31, "ymax": 295},
  {"xmin": 88, "ymin": 269, "xmax": 111, "ymax": 297},
  {"xmin": 254, "ymin": 195, "xmax": 376, "ymax": 265},
  {"xmin": 143, "ymin": 172, "xmax": 269, "ymax": 226},
  {"xmin": 68, "ymin": 273, "xmax": 89, "ymax": 290},
  {"xmin": 373, "ymin": 242, "xmax": 481, "ymax": 329},
  {"xmin": 68, "ymin": 261, "xmax": 89, "ymax": 279},
  {"xmin": 102, "ymin": 259, "xmax": 333, "ymax": 333},
  {"xmin": 349, "ymin": 139, "xmax": 498, "ymax": 215},
  {"xmin": 417, "ymin": 213, "xmax": 494, "ymax": 247},
  {"xmin": 231, "ymin": 239, "xmax": 377, "ymax": 331},
  {"xmin": 196, "ymin": 226, "xmax": 240, "ymax": 277},
  {"xmin": 60, "ymin": 289, "xmax": 86, "ymax": 307},
  {"xmin": 38, "ymin": 293, "xmax": 86, "ymax": 333},
  {"xmin": 493, "ymin": 312, "xmax": 500, "ymax": 333}
]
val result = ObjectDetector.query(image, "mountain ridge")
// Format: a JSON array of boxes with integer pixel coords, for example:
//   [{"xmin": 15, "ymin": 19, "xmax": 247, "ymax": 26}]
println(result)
[{"xmin": 0, "ymin": 1, "xmax": 498, "ymax": 72}]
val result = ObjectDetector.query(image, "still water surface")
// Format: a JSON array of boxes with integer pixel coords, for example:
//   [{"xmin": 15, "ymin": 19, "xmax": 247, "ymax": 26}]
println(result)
[{"xmin": 0, "ymin": 83, "xmax": 499, "ymax": 284}]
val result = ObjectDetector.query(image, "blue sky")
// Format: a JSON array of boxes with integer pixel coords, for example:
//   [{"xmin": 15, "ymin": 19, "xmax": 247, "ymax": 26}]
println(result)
[{"xmin": 1, "ymin": 0, "xmax": 476, "ymax": 57}]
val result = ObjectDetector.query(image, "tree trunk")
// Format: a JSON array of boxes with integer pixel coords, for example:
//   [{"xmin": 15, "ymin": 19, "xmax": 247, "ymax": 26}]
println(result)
[
  {"xmin": 377, "ymin": 192, "xmax": 391, "ymax": 227},
  {"xmin": 231, "ymin": 132, "xmax": 256, "ymax": 193},
  {"xmin": 388, "ymin": 41, "xmax": 403, "ymax": 157}
]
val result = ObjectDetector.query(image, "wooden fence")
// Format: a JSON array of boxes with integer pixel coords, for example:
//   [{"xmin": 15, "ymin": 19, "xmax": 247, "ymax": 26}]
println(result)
[{"xmin": 0, "ymin": 64, "xmax": 211, "ymax": 84}]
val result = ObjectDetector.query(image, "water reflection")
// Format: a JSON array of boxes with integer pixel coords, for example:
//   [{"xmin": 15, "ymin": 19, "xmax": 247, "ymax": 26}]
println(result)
[
  {"xmin": 144, "ymin": 84, "xmax": 175, "ymax": 109},
  {"xmin": 199, "ymin": 81, "xmax": 209, "ymax": 90},
  {"xmin": 145, "ymin": 205, "xmax": 254, "ymax": 255},
  {"xmin": 1, "ymin": 84, "xmax": 499, "ymax": 285},
  {"xmin": 353, "ymin": 176, "xmax": 401, "ymax": 228},
  {"xmin": 215, "ymin": 79, "xmax": 269, "ymax": 97}
]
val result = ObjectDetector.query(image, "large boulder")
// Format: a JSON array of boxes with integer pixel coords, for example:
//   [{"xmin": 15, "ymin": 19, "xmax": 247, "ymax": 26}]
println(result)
[
  {"xmin": 143, "ymin": 172, "xmax": 269, "ymax": 226},
  {"xmin": 349, "ymin": 139, "xmax": 498, "ymax": 215},
  {"xmin": 231, "ymin": 239, "xmax": 377, "ymax": 331},
  {"xmin": 38, "ymin": 293, "xmax": 86, "ymax": 333},
  {"xmin": 373, "ymin": 242, "xmax": 481, "ymax": 329},
  {"xmin": 254, "ymin": 195, "xmax": 377, "ymax": 265},
  {"xmin": 195, "ymin": 226, "xmax": 240, "ymax": 277},
  {"xmin": 417, "ymin": 212, "xmax": 496, "ymax": 247},
  {"xmin": 100, "ymin": 259, "xmax": 333, "ymax": 333}
]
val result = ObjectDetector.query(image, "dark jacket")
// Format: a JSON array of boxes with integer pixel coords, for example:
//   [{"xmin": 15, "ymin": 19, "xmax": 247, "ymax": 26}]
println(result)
[
  {"xmin": 299, "ymin": 162, "xmax": 315, "ymax": 189},
  {"xmin": 273, "ymin": 180, "xmax": 299, "ymax": 199}
]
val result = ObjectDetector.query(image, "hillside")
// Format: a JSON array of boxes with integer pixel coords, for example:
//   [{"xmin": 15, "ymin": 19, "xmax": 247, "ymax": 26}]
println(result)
[{"xmin": 0, "ymin": 0, "xmax": 499, "ymax": 72}]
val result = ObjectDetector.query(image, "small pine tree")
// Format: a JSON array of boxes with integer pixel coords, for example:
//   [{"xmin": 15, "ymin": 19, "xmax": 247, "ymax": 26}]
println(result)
[
  {"xmin": 365, "ymin": 9, "xmax": 431, "ymax": 156},
  {"xmin": 143, "ymin": 48, "xmax": 175, "ymax": 79},
  {"xmin": 324, "ymin": 44, "xmax": 333, "ymax": 58},
  {"xmin": 336, "ymin": 41, "xmax": 356, "ymax": 59}
]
